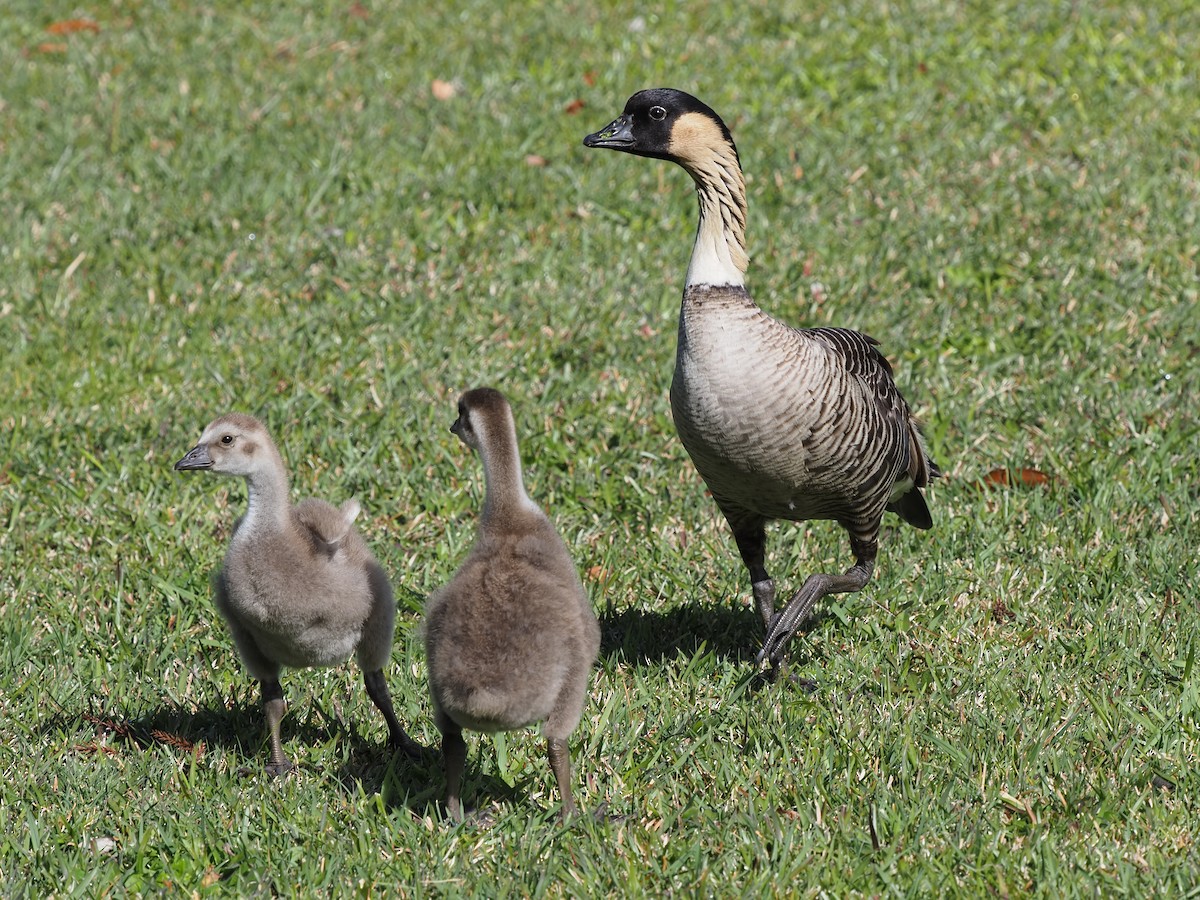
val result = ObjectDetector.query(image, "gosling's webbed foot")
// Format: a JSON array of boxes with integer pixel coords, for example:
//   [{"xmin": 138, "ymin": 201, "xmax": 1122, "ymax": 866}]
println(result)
[
  {"xmin": 389, "ymin": 730, "xmax": 430, "ymax": 761},
  {"xmin": 363, "ymin": 668, "xmax": 427, "ymax": 761},
  {"xmin": 579, "ymin": 800, "xmax": 627, "ymax": 825},
  {"xmin": 264, "ymin": 759, "xmax": 297, "ymax": 777}
]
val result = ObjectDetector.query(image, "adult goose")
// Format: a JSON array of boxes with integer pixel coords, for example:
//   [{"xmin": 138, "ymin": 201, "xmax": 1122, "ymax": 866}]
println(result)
[
  {"xmin": 175, "ymin": 413, "xmax": 423, "ymax": 773},
  {"xmin": 583, "ymin": 89, "xmax": 938, "ymax": 669},
  {"xmin": 424, "ymin": 388, "xmax": 600, "ymax": 821}
]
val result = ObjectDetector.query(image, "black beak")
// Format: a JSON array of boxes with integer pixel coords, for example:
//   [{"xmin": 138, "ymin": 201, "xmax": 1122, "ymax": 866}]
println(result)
[
  {"xmin": 174, "ymin": 444, "xmax": 213, "ymax": 471},
  {"xmin": 583, "ymin": 114, "xmax": 636, "ymax": 150},
  {"xmin": 450, "ymin": 417, "xmax": 463, "ymax": 437}
]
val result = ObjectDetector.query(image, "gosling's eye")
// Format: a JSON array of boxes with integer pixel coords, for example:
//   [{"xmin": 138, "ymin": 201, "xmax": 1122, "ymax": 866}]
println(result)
[
  {"xmin": 649, "ymin": 106, "xmax": 667, "ymax": 121},
  {"xmin": 221, "ymin": 435, "xmax": 233, "ymax": 444}
]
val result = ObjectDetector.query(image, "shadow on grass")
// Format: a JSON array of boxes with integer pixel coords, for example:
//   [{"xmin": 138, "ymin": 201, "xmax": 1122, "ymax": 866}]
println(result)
[
  {"xmin": 44, "ymin": 693, "xmax": 417, "ymax": 783},
  {"xmin": 599, "ymin": 597, "xmax": 766, "ymax": 665},
  {"xmin": 597, "ymin": 594, "xmax": 835, "ymax": 703},
  {"xmin": 360, "ymin": 741, "xmax": 529, "ymax": 824}
]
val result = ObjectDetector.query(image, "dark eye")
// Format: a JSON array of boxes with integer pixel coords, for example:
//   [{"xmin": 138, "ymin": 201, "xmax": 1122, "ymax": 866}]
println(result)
[
  {"xmin": 649, "ymin": 106, "xmax": 667, "ymax": 121},
  {"xmin": 221, "ymin": 435, "xmax": 233, "ymax": 444}
]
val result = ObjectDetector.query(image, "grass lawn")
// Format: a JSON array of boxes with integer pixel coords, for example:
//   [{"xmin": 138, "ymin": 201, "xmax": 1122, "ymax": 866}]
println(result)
[{"xmin": 2, "ymin": 0, "xmax": 1197, "ymax": 895}]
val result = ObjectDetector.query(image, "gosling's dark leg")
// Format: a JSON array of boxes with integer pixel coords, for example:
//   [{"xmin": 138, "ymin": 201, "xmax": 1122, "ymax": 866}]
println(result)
[
  {"xmin": 440, "ymin": 716, "xmax": 468, "ymax": 823},
  {"xmin": 731, "ymin": 517, "xmax": 775, "ymax": 630},
  {"xmin": 547, "ymin": 737, "xmax": 577, "ymax": 821},
  {"xmin": 362, "ymin": 669, "xmax": 425, "ymax": 759},
  {"xmin": 261, "ymin": 678, "xmax": 295, "ymax": 776},
  {"xmin": 758, "ymin": 536, "xmax": 878, "ymax": 668}
]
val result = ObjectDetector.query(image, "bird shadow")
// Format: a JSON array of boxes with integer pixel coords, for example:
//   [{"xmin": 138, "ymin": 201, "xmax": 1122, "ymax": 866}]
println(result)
[
  {"xmin": 596, "ymin": 593, "xmax": 833, "ymax": 665},
  {"xmin": 594, "ymin": 591, "xmax": 835, "ymax": 701},
  {"xmin": 49, "ymin": 690, "xmax": 419, "ymax": 782},
  {"xmin": 43, "ymin": 698, "xmax": 257, "ymax": 767},
  {"xmin": 598, "ymin": 595, "xmax": 762, "ymax": 665},
  {"xmin": 358, "ymin": 738, "xmax": 529, "ymax": 824}
]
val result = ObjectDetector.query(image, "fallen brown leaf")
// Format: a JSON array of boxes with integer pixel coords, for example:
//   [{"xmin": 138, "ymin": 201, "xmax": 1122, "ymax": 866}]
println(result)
[
  {"xmin": 47, "ymin": 19, "xmax": 100, "ymax": 35},
  {"xmin": 74, "ymin": 742, "xmax": 119, "ymax": 756},
  {"xmin": 991, "ymin": 599, "xmax": 1016, "ymax": 622},
  {"xmin": 82, "ymin": 711, "xmax": 133, "ymax": 740},
  {"xmin": 431, "ymin": 79, "xmax": 456, "ymax": 101},
  {"xmin": 978, "ymin": 467, "xmax": 1051, "ymax": 489},
  {"xmin": 150, "ymin": 729, "xmax": 197, "ymax": 752},
  {"xmin": 524, "ymin": 154, "xmax": 547, "ymax": 167},
  {"xmin": 564, "ymin": 98, "xmax": 585, "ymax": 115}
]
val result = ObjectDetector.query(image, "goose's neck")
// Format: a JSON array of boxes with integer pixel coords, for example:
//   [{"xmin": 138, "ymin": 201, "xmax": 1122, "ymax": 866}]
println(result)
[
  {"xmin": 478, "ymin": 426, "xmax": 536, "ymax": 527},
  {"xmin": 239, "ymin": 453, "xmax": 291, "ymax": 537},
  {"xmin": 682, "ymin": 145, "xmax": 749, "ymax": 290}
]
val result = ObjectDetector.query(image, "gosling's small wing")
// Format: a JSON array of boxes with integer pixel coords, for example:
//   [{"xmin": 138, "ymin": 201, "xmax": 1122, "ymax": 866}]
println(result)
[{"xmin": 293, "ymin": 498, "xmax": 357, "ymax": 558}]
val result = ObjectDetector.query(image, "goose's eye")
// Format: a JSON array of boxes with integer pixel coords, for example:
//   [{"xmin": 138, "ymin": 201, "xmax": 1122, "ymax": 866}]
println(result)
[
  {"xmin": 221, "ymin": 435, "xmax": 233, "ymax": 445},
  {"xmin": 649, "ymin": 106, "xmax": 667, "ymax": 121}
]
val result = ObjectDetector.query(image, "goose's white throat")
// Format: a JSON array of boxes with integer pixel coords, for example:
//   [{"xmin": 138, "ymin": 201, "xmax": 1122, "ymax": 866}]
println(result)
[
  {"xmin": 685, "ymin": 212, "xmax": 748, "ymax": 289},
  {"xmin": 682, "ymin": 159, "xmax": 750, "ymax": 290}
]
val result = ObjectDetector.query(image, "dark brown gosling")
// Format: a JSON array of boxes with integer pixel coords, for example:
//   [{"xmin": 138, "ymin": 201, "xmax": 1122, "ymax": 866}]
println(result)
[{"xmin": 423, "ymin": 388, "xmax": 600, "ymax": 821}]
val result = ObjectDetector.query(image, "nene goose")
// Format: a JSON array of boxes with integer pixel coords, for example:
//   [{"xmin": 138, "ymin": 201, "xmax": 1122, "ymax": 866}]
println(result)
[
  {"xmin": 583, "ymin": 88, "xmax": 938, "ymax": 669},
  {"xmin": 424, "ymin": 388, "xmax": 600, "ymax": 821},
  {"xmin": 175, "ymin": 413, "xmax": 423, "ymax": 773}
]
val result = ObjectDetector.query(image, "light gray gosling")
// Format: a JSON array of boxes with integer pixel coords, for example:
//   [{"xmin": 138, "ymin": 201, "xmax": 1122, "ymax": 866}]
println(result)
[
  {"xmin": 175, "ymin": 412, "xmax": 422, "ymax": 774},
  {"xmin": 424, "ymin": 388, "xmax": 600, "ymax": 822},
  {"xmin": 584, "ymin": 89, "xmax": 939, "ymax": 671}
]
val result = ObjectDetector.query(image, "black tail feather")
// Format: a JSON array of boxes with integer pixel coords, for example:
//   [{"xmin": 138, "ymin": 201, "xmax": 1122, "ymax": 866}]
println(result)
[{"xmin": 888, "ymin": 487, "xmax": 933, "ymax": 530}]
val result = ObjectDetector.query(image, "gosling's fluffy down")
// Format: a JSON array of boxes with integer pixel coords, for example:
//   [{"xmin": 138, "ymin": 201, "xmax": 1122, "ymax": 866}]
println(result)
[
  {"xmin": 175, "ymin": 412, "xmax": 422, "ymax": 774},
  {"xmin": 424, "ymin": 388, "xmax": 600, "ymax": 821}
]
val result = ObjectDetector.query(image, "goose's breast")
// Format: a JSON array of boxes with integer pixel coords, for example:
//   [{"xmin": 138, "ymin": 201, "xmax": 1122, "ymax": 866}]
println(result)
[{"xmin": 670, "ymin": 314, "xmax": 886, "ymax": 520}]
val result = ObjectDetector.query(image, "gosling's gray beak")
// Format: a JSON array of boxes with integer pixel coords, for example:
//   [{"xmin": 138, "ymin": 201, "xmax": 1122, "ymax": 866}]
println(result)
[
  {"xmin": 174, "ymin": 444, "xmax": 213, "ymax": 471},
  {"xmin": 583, "ymin": 114, "xmax": 635, "ymax": 150}
]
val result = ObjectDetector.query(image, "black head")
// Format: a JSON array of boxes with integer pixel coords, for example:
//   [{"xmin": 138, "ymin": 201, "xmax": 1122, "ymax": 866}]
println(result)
[{"xmin": 582, "ymin": 88, "xmax": 736, "ymax": 164}]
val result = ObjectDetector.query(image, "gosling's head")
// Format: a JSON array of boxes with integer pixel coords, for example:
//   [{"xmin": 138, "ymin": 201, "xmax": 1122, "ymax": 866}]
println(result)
[
  {"xmin": 449, "ymin": 387, "xmax": 512, "ymax": 455},
  {"xmin": 175, "ymin": 413, "xmax": 272, "ymax": 479},
  {"xmin": 582, "ymin": 88, "xmax": 737, "ymax": 172}
]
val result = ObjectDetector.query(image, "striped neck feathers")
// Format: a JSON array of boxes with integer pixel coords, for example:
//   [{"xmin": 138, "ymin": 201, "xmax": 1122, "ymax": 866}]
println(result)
[{"xmin": 669, "ymin": 112, "xmax": 749, "ymax": 289}]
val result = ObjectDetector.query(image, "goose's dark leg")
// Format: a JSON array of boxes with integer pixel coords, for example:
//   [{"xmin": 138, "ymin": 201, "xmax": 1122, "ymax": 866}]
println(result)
[
  {"xmin": 363, "ymin": 669, "xmax": 425, "ymax": 759},
  {"xmin": 758, "ymin": 535, "xmax": 878, "ymax": 667},
  {"xmin": 730, "ymin": 516, "xmax": 776, "ymax": 630},
  {"xmin": 261, "ymin": 678, "xmax": 296, "ymax": 776},
  {"xmin": 547, "ymin": 737, "xmax": 577, "ymax": 821}
]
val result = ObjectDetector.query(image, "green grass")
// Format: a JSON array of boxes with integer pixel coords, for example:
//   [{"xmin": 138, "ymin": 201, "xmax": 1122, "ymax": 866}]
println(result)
[{"xmin": 2, "ymin": 0, "xmax": 1198, "ymax": 894}]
